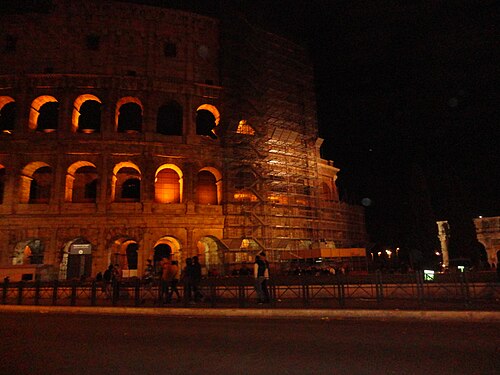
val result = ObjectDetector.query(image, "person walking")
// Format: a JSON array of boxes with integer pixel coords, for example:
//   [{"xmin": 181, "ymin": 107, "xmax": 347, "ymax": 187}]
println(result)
[
  {"xmin": 253, "ymin": 252, "xmax": 270, "ymax": 304},
  {"xmin": 170, "ymin": 260, "xmax": 181, "ymax": 302},
  {"xmin": 160, "ymin": 255, "xmax": 178, "ymax": 304},
  {"xmin": 182, "ymin": 257, "xmax": 194, "ymax": 303},
  {"xmin": 192, "ymin": 256, "xmax": 204, "ymax": 302}
]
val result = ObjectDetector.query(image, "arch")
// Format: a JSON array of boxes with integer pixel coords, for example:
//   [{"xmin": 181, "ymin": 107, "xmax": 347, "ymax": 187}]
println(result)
[
  {"xmin": 196, "ymin": 104, "xmax": 220, "ymax": 139},
  {"xmin": 72, "ymin": 94, "xmax": 102, "ymax": 133},
  {"xmin": 0, "ymin": 96, "xmax": 16, "ymax": 134},
  {"xmin": 12, "ymin": 239, "xmax": 44, "ymax": 265},
  {"xmin": 320, "ymin": 181, "xmax": 332, "ymax": 201},
  {"xmin": 157, "ymin": 101, "xmax": 183, "ymax": 135},
  {"xmin": 29, "ymin": 95, "xmax": 59, "ymax": 132},
  {"xmin": 19, "ymin": 162, "xmax": 52, "ymax": 204},
  {"xmin": 197, "ymin": 236, "xmax": 224, "ymax": 276},
  {"xmin": 59, "ymin": 237, "xmax": 93, "ymax": 280},
  {"xmin": 116, "ymin": 97, "xmax": 143, "ymax": 133},
  {"xmin": 155, "ymin": 164, "xmax": 183, "ymax": 203},
  {"xmin": 153, "ymin": 236, "xmax": 182, "ymax": 273},
  {"xmin": 111, "ymin": 162, "xmax": 142, "ymax": 202},
  {"xmin": 196, "ymin": 170, "xmax": 218, "ymax": 205},
  {"xmin": 200, "ymin": 166, "xmax": 222, "ymax": 204},
  {"xmin": 65, "ymin": 161, "xmax": 98, "ymax": 203}
]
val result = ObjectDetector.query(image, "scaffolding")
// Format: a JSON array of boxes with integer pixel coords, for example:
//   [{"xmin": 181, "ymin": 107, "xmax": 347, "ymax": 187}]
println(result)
[{"xmin": 222, "ymin": 123, "xmax": 322, "ymax": 268}]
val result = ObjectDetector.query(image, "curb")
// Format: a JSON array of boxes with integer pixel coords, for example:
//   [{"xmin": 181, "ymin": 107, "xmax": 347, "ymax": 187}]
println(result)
[{"xmin": 1, "ymin": 305, "xmax": 499, "ymax": 323}]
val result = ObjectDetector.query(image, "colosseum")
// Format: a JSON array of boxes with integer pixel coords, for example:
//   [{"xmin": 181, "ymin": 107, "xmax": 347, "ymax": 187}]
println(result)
[{"xmin": 0, "ymin": 0, "xmax": 367, "ymax": 281}]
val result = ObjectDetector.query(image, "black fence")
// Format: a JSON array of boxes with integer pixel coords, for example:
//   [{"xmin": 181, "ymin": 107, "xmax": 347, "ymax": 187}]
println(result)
[{"xmin": 1, "ymin": 271, "xmax": 499, "ymax": 310}]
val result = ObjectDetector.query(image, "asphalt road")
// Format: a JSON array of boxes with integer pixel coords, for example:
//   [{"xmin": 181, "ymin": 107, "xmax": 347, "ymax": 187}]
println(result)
[{"xmin": 0, "ymin": 312, "xmax": 498, "ymax": 375}]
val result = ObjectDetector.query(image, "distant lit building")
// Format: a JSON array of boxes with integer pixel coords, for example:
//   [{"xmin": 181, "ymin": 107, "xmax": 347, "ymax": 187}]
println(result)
[
  {"xmin": 0, "ymin": 0, "xmax": 367, "ymax": 280},
  {"xmin": 474, "ymin": 216, "xmax": 500, "ymax": 268}
]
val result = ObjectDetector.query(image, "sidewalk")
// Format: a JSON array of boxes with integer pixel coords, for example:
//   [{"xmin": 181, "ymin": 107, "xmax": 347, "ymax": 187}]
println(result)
[{"xmin": 1, "ymin": 304, "xmax": 499, "ymax": 323}]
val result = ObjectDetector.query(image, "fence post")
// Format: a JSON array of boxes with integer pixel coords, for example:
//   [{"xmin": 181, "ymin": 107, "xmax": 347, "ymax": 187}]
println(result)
[
  {"xmin": 134, "ymin": 279, "xmax": 141, "ymax": 306},
  {"xmin": 337, "ymin": 275, "xmax": 345, "ymax": 308},
  {"xmin": 416, "ymin": 271, "xmax": 424, "ymax": 305},
  {"xmin": 238, "ymin": 284, "xmax": 246, "ymax": 308},
  {"xmin": 112, "ymin": 280, "xmax": 119, "ymax": 306},
  {"xmin": 2, "ymin": 278, "xmax": 9, "ymax": 304},
  {"xmin": 34, "ymin": 280, "xmax": 41, "ymax": 306},
  {"xmin": 90, "ymin": 281, "xmax": 97, "ymax": 306},
  {"xmin": 52, "ymin": 280, "xmax": 58, "ymax": 306},
  {"xmin": 269, "ymin": 280, "xmax": 277, "ymax": 308},
  {"xmin": 375, "ymin": 271, "xmax": 384, "ymax": 303},
  {"xmin": 210, "ymin": 282, "xmax": 217, "ymax": 307},
  {"xmin": 460, "ymin": 270, "xmax": 471, "ymax": 305},
  {"xmin": 302, "ymin": 279, "xmax": 310, "ymax": 306},
  {"xmin": 70, "ymin": 281, "xmax": 77, "ymax": 306},
  {"xmin": 17, "ymin": 281, "xmax": 24, "ymax": 305}
]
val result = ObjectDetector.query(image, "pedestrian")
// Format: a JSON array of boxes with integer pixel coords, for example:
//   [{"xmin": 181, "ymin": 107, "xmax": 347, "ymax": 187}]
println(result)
[
  {"xmin": 183, "ymin": 257, "xmax": 194, "ymax": 303},
  {"xmin": 253, "ymin": 252, "xmax": 270, "ymax": 304},
  {"xmin": 170, "ymin": 260, "xmax": 181, "ymax": 301},
  {"xmin": 103, "ymin": 264, "xmax": 113, "ymax": 297},
  {"xmin": 192, "ymin": 256, "xmax": 203, "ymax": 302},
  {"xmin": 142, "ymin": 259, "xmax": 155, "ymax": 304},
  {"xmin": 160, "ymin": 255, "xmax": 178, "ymax": 304}
]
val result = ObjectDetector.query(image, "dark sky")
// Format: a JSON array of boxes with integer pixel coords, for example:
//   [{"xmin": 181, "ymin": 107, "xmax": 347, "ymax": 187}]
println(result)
[
  {"xmin": 231, "ymin": 0, "xmax": 499, "ymax": 243},
  {"xmin": 3, "ymin": 0, "xmax": 499, "ymax": 245}
]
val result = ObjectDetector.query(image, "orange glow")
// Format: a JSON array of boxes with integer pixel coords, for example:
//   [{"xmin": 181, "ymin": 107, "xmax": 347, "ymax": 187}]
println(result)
[
  {"xmin": 196, "ymin": 104, "xmax": 220, "ymax": 126},
  {"xmin": 115, "ymin": 97, "xmax": 143, "ymax": 131},
  {"xmin": 29, "ymin": 95, "xmax": 58, "ymax": 130},
  {"xmin": 234, "ymin": 191, "xmax": 257, "ymax": 202},
  {"xmin": 72, "ymin": 94, "xmax": 101, "ymax": 133},
  {"xmin": 236, "ymin": 120, "xmax": 255, "ymax": 135},
  {"xmin": 155, "ymin": 167, "xmax": 181, "ymax": 203}
]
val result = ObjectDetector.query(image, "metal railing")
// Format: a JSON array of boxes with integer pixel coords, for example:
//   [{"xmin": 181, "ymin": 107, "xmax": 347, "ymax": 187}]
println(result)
[{"xmin": 1, "ymin": 271, "xmax": 498, "ymax": 309}]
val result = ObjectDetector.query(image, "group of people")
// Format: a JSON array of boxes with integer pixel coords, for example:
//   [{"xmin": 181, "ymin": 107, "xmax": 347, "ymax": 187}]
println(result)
[{"xmin": 155, "ymin": 254, "xmax": 203, "ymax": 304}]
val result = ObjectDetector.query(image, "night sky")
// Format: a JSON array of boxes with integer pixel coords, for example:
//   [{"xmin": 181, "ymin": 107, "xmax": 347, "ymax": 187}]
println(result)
[
  {"xmin": 3, "ymin": 0, "xmax": 499, "ymax": 246},
  {"xmin": 230, "ymin": 0, "xmax": 500, "ymax": 244}
]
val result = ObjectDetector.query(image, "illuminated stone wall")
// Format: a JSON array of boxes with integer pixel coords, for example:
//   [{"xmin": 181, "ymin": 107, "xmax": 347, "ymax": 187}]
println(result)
[
  {"xmin": 474, "ymin": 216, "xmax": 500, "ymax": 268},
  {"xmin": 0, "ymin": 0, "xmax": 367, "ymax": 279}
]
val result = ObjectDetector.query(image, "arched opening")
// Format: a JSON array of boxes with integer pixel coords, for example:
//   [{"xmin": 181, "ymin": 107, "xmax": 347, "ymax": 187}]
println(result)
[
  {"xmin": 0, "ymin": 165, "xmax": 5, "ymax": 204},
  {"xmin": 37, "ymin": 102, "xmax": 59, "ymax": 132},
  {"xmin": 112, "ymin": 163, "xmax": 142, "ymax": 202},
  {"xmin": 122, "ymin": 178, "xmax": 141, "ymax": 200},
  {"xmin": 196, "ymin": 170, "xmax": 217, "ymax": 205},
  {"xmin": 320, "ymin": 182, "xmax": 332, "ymax": 201},
  {"xmin": 29, "ymin": 96, "xmax": 58, "ymax": 132},
  {"xmin": 65, "ymin": 161, "xmax": 98, "ymax": 203},
  {"xmin": 106, "ymin": 237, "xmax": 140, "ymax": 278},
  {"xmin": 116, "ymin": 98, "xmax": 143, "ymax": 133},
  {"xmin": 60, "ymin": 238, "xmax": 93, "ymax": 280},
  {"xmin": 196, "ymin": 104, "xmax": 220, "ymax": 139},
  {"xmin": 12, "ymin": 239, "xmax": 44, "ymax": 265},
  {"xmin": 0, "ymin": 96, "xmax": 16, "ymax": 134},
  {"xmin": 197, "ymin": 236, "xmax": 224, "ymax": 276},
  {"xmin": 126, "ymin": 242, "xmax": 139, "ymax": 271},
  {"xmin": 155, "ymin": 164, "xmax": 183, "ymax": 203},
  {"xmin": 28, "ymin": 166, "xmax": 52, "ymax": 204},
  {"xmin": 153, "ymin": 244, "xmax": 171, "ymax": 274},
  {"xmin": 157, "ymin": 101, "xmax": 183, "ymax": 135},
  {"xmin": 73, "ymin": 95, "xmax": 102, "ymax": 133},
  {"xmin": 153, "ymin": 236, "xmax": 182, "ymax": 275}
]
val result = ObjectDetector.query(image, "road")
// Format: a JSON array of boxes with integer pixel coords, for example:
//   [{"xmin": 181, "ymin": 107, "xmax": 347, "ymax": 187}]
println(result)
[{"xmin": 0, "ymin": 312, "xmax": 498, "ymax": 374}]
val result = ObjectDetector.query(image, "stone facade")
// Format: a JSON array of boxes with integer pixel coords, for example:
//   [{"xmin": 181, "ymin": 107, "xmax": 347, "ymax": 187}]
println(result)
[
  {"xmin": 474, "ymin": 216, "xmax": 500, "ymax": 268},
  {"xmin": 0, "ymin": 0, "xmax": 367, "ymax": 279}
]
